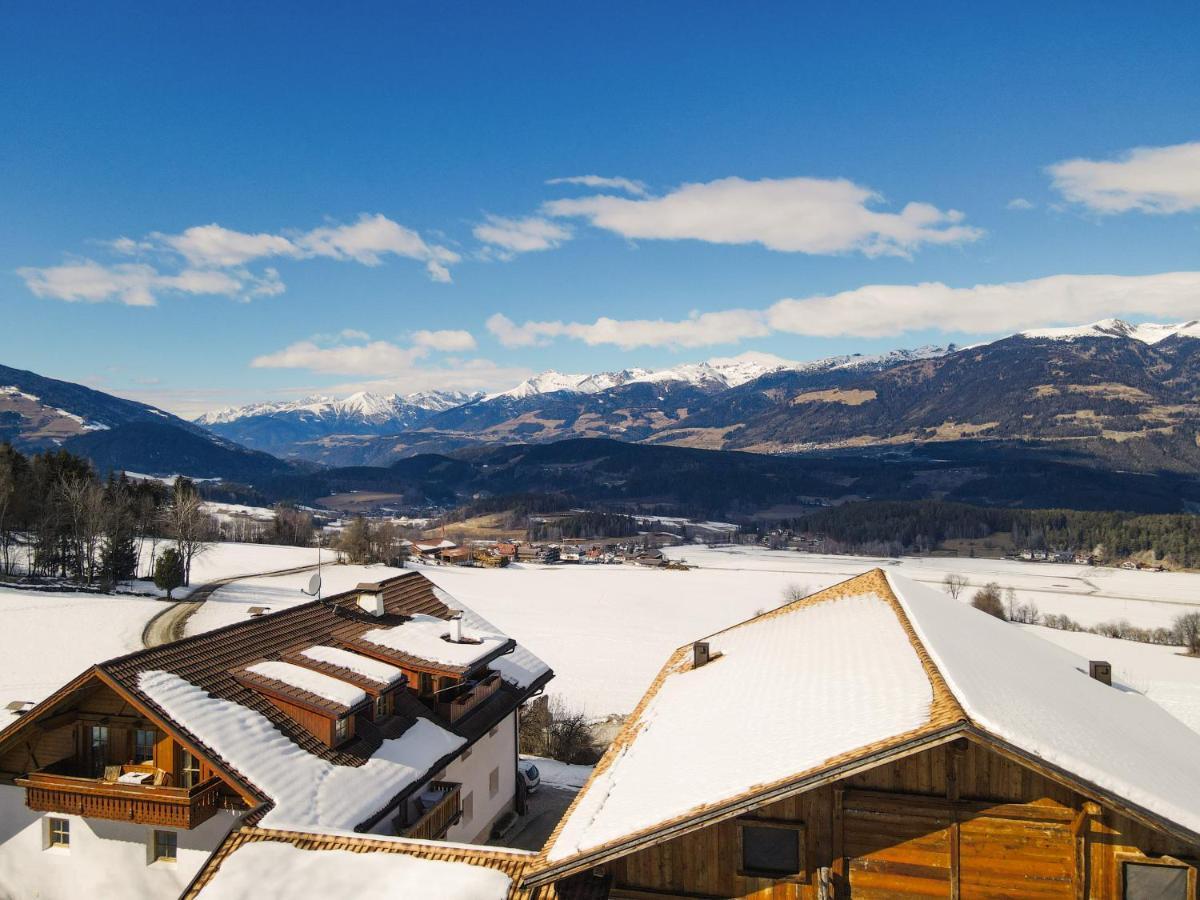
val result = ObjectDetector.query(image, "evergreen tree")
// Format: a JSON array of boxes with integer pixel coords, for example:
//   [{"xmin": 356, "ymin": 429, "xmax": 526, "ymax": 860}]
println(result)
[{"xmin": 154, "ymin": 547, "xmax": 185, "ymax": 599}]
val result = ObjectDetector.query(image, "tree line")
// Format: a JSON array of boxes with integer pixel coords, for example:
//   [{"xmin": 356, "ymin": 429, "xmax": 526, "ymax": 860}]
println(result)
[
  {"xmin": 0, "ymin": 443, "xmax": 316, "ymax": 591},
  {"xmin": 788, "ymin": 500, "xmax": 1200, "ymax": 568}
]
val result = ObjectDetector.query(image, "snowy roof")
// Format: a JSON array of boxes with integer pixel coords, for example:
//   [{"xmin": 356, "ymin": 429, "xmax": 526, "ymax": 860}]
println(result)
[
  {"xmin": 0, "ymin": 570, "xmax": 553, "ymax": 834},
  {"xmin": 537, "ymin": 568, "xmax": 1200, "ymax": 876},
  {"xmin": 300, "ymin": 645, "xmax": 405, "ymax": 686},
  {"xmin": 245, "ymin": 661, "xmax": 368, "ymax": 709},
  {"xmin": 361, "ymin": 614, "xmax": 509, "ymax": 669},
  {"xmin": 194, "ymin": 841, "xmax": 513, "ymax": 900},
  {"xmin": 186, "ymin": 828, "xmax": 538, "ymax": 900},
  {"xmin": 140, "ymin": 670, "xmax": 463, "ymax": 831}
]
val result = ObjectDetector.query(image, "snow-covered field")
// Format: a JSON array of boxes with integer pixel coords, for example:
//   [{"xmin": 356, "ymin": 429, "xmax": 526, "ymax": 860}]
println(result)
[
  {"xmin": 0, "ymin": 587, "xmax": 161, "ymax": 727},
  {"xmin": 4, "ymin": 543, "xmax": 1200, "ymax": 738},
  {"xmin": 136, "ymin": 541, "xmax": 336, "ymax": 598}
]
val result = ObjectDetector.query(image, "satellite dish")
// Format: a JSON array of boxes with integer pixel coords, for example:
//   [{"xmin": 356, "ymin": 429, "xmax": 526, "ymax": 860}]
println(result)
[{"xmin": 302, "ymin": 572, "xmax": 322, "ymax": 597}]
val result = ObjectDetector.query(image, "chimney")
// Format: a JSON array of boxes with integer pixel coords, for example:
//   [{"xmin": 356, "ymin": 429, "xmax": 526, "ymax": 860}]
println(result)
[
  {"xmin": 693, "ymin": 641, "xmax": 711, "ymax": 669},
  {"xmin": 357, "ymin": 589, "xmax": 385, "ymax": 618},
  {"xmin": 1088, "ymin": 660, "xmax": 1112, "ymax": 686},
  {"xmin": 450, "ymin": 613, "xmax": 463, "ymax": 642}
]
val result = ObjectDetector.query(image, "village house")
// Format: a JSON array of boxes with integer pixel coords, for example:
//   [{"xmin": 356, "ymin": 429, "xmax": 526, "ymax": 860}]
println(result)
[
  {"xmin": 0, "ymin": 571, "xmax": 551, "ymax": 899},
  {"xmin": 521, "ymin": 570, "xmax": 1200, "ymax": 899}
]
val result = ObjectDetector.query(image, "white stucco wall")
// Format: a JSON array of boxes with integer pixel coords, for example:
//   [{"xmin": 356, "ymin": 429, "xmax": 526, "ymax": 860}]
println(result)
[
  {"xmin": 0, "ymin": 785, "xmax": 239, "ymax": 900},
  {"xmin": 440, "ymin": 711, "xmax": 517, "ymax": 843}
]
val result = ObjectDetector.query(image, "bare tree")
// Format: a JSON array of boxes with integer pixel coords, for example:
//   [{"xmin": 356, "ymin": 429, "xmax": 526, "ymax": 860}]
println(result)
[
  {"xmin": 942, "ymin": 573, "xmax": 968, "ymax": 600},
  {"xmin": 782, "ymin": 582, "xmax": 812, "ymax": 603},
  {"xmin": 1174, "ymin": 612, "xmax": 1200, "ymax": 656},
  {"xmin": 57, "ymin": 475, "xmax": 105, "ymax": 583},
  {"xmin": 164, "ymin": 480, "xmax": 215, "ymax": 586},
  {"xmin": 971, "ymin": 582, "xmax": 1007, "ymax": 620}
]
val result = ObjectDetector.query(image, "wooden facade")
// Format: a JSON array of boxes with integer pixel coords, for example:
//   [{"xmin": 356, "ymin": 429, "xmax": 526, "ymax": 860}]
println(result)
[
  {"xmin": 569, "ymin": 738, "xmax": 1199, "ymax": 899},
  {"xmin": 0, "ymin": 674, "xmax": 248, "ymax": 828}
]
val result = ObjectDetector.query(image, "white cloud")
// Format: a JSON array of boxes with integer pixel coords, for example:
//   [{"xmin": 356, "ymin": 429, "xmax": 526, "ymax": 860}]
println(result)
[
  {"xmin": 473, "ymin": 215, "xmax": 572, "ymax": 256},
  {"xmin": 546, "ymin": 175, "xmax": 649, "ymax": 196},
  {"xmin": 543, "ymin": 175, "xmax": 982, "ymax": 257},
  {"xmin": 765, "ymin": 272, "xmax": 1200, "ymax": 338},
  {"xmin": 486, "ymin": 309, "xmax": 770, "ymax": 350},
  {"xmin": 412, "ymin": 329, "xmax": 477, "ymax": 352},
  {"xmin": 16, "ymin": 260, "xmax": 252, "ymax": 307},
  {"xmin": 250, "ymin": 332, "xmax": 530, "ymax": 395},
  {"xmin": 487, "ymin": 271, "xmax": 1200, "ymax": 349},
  {"xmin": 251, "ymin": 339, "xmax": 431, "ymax": 376},
  {"xmin": 1007, "ymin": 197, "xmax": 1035, "ymax": 211},
  {"xmin": 295, "ymin": 214, "xmax": 460, "ymax": 278},
  {"xmin": 1048, "ymin": 142, "xmax": 1200, "ymax": 214},
  {"xmin": 158, "ymin": 224, "xmax": 301, "ymax": 267},
  {"xmin": 23, "ymin": 214, "xmax": 460, "ymax": 307}
]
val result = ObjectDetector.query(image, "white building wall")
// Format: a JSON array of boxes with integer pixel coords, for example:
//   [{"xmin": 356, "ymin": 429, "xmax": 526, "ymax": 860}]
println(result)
[
  {"xmin": 0, "ymin": 785, "xmax": 239, "ymax": 900},
  {"xmin": 440, "ymin": 710, "xmax": 517, "ymax": 843}
]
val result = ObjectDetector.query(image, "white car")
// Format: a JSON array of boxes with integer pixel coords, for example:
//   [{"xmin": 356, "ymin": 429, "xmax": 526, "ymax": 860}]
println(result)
[{"xmin": 518, "ymin": 759, "xmax": 541, "ymax": 794}]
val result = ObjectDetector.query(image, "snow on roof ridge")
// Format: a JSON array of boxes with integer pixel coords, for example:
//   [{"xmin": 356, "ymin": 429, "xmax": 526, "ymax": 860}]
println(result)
[
  {"xmin": 245, "ymin": 660, "xmax": 368, "ymax": 708},
  {"xmin": 299, "ymin": 645, "xmax": 404, "ymax": 686},
  {"xmin": 884, "ymin": 570, "xmax": 1200, "ymax": 840}
]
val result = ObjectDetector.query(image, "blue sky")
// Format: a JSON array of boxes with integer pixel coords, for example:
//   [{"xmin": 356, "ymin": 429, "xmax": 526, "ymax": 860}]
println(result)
[{"xmin": 2, "ymin": 2, "xmax": 1199, "ymax": 416}]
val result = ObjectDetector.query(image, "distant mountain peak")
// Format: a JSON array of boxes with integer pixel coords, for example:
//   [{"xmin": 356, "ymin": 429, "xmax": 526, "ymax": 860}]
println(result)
[
  {"xmin": 1021, "ymin": 318, "xmax": 1200, "ymax": 345},
  {"xmin": 195, "ymin": 389, "xmax": 476, "ymax": 426}
]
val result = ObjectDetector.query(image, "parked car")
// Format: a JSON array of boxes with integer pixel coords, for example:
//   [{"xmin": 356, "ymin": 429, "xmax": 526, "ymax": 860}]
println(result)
[{"xmin": 518, "ymin": 759, "xmax": 541, "ymax": 794}]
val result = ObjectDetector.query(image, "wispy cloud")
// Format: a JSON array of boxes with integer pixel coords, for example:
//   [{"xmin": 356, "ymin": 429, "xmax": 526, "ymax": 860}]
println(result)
[
  {"xmin": 249, "ymin": 330, "xmax": 528, "ymax": 397},
  {"xmin": 16, "ymin": 260, "xmax": 280, "ymax": 307},
  {"xmin": 1048, "ymin": 141, "xmax": 1200, "ymax": 214},
  {"xmin": 487, "ymin": 272, "xmax": 1200, "ymax": 348},
  {"xmin": 412, "ymin": 329, "xmax": 477, "ymax": 352},
  {"xmin": 546, "ymin": 174, "xmax": 648, "ymax": 196},
  {"xmin": 473, "ymin": 215, "xmax": 572, "ymax": 258},
  {"xmin": 1006, "ymin": 197, "xmax": 1035, "ymax": 211},
  {"xmin": 486, "ymin": 309, "xmax": 769, "ymax": 350},
  {"xmin": 543, "ymin": 175, "xmax": 982, "ymax": 257},
  {"xmin": 20, "ymin": 213, "xmax": 458, "ymax": 305}
]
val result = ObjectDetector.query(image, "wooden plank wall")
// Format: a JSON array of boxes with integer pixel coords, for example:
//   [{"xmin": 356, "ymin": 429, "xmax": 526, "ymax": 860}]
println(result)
[{"xmin": 602, "ymin": 740, "xmax": 1199, "ymax": 900}]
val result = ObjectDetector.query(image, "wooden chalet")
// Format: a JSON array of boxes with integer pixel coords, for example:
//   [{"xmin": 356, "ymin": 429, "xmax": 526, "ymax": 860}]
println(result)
[
  {"xmin": 523, "ymin": 570, "xmax": 1200, "ymax": 900},
  {"xmin": 0, "ymin": 571, "xmax": 551, "ymax": 899}
]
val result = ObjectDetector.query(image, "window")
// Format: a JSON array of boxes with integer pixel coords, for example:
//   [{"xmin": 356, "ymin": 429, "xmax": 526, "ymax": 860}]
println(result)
[
  {"xmin": 375, "ymin": 693, "xmax": 390, "ymax": 718},
  {"xmin": 47, "ymin": 818, "xmax": 70, "ymax": 849},
  {"xmin": 134, "ymin": 728, "xmax": 156, "ymax": 763},
  {"xmin": 462, "ymin": 792, "xmax": 473, "ymax": 825},
  {"xmin": 418, "ymin": 672, "xmax": 433, "ymax": 696},
  {"xmin": 88, "ymin": 724, "xmax": 109, "ymax": 776},
  {"xmin": 489, "ymin": 767, "xmax": 500, "ymax": 798},
  {"xmin": 738, "ymin": 820, "xmax": 805, "ymax": 879},
  {"xmin": 180, "ymin": 750, "xmax": 201, "ymax": 789},
  {"xmin": 152, "ymin": 830, "xmax": 177, "ymax": 863},
  {"xmin": 1124, "ymin": 861, "xmax": 1191, "ymax": 900},
  {"xmin": 334, "ymin": 716, "xmax": 350, "ymax": 745}
]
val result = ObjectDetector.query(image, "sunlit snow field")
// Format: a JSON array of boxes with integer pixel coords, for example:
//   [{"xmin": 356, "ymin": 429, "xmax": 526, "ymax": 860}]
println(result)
[{"xmin": 3, "ymin": 542, "xmax": 1200, "ymax": 734}]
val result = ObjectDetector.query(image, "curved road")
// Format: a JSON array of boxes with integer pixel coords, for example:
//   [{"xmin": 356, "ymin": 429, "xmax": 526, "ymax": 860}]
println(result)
[{"xmin": 141, "ymin": 563, "xmax": 321, "ymax": 648}]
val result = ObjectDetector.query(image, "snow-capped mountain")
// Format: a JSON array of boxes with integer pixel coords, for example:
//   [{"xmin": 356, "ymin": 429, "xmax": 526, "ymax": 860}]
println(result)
[
  {"xmin": 1021, "ymin": 317, "xmax": 1200, "ymax": 345},
  {"xmin": 197, "ymin": 390, "xmax": 475, "ymax": 426}
]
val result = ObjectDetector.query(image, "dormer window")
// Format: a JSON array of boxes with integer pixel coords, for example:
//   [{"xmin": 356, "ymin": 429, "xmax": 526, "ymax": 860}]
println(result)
[{"xmin": 334, "ymin": 716, "xmax": 350, "ymax": 745}]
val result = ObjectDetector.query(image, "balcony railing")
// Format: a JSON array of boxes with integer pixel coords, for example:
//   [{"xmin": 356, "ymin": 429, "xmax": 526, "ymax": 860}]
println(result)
[
  {"xmin": 436, "ymin": 672, "xmax": 502, "ymax": 723},
  {"xmin": 17, "ymin": 770, "xmax": 223, "ymax": 829},
  {"xmin": 403, "ymin": 781, "xmax": 461, "ymax": 840}
]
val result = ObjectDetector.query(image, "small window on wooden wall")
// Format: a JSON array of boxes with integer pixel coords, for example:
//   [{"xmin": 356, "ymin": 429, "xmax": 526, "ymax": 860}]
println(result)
[
  {"xmin": 334, "ymin": 716, "xmax": 350, "ymax": 745},
  {"xmin": 738, "ymin": 819, "xmax": 806, "ymax": 881},
  {"xmin": 1123, "ymin": 859, "xmax": 1195, "ymax": 900},
  {"xmin": 134, "ymin": 728, "xmax": 156, "ymax": 763}
]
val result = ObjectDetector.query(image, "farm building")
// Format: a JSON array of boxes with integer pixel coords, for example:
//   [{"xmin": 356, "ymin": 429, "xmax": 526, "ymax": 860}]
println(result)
[{"xmin": 523, "ymin": 569, "xmax": 1200, "ymax": 899}]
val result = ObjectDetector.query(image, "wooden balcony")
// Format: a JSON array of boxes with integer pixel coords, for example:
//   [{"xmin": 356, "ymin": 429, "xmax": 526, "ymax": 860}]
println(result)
[
  {"xmin": 17, "ymin": 770, "xmax": 223, "ymax": 829},
  {"xmin": 403, "ymin": 781, "xmax": 461, "ymax": 840},
  {"xmin": 436, "ymin": 672, "xmax": 502, "ymax": 724}
]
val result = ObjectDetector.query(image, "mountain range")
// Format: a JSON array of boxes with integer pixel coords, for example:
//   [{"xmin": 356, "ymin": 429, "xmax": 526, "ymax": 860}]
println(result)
[
  {"xmin": 11, "ymin": 318, "xmax": 1200, "ymax": 511},
  {"xmin": 198, "ymin": 346, "xmax": 951, "ymax": 464}
]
